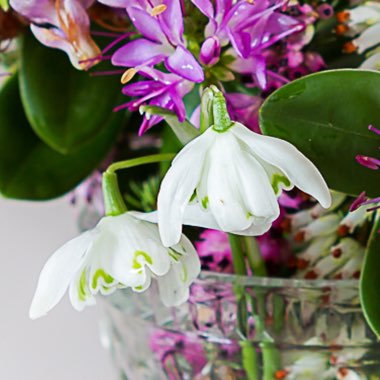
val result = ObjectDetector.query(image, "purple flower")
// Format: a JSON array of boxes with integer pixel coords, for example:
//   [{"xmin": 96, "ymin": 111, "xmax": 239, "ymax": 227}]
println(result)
[
  {"xmin": 107, "ymin": 0, "xmax": 204, "ymax": 82},
  {"xmin": 193, "ymin": 0, "xmax": 302, "ymax": 88},
  {"xmin": 10, "ymin": 0, "xmax": 100, "ymax": 70},
  {"xmin": 352, "ymin": 125, "xmax": 380, "ymax": 212},
  {"xmin": 116, "ymin": 67, "xmax": 194, "ymax": 135},
  {"xmin": 226, "ymin": 92, "xmax": 262, "ymax": 133},
  {"xmin": 356, "ymin": 125, "xmax": 380, "ymax": 170}
]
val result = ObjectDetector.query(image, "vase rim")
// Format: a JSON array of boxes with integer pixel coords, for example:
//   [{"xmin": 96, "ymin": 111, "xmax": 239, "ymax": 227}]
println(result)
[{"xmin": 198, "ymin": 271, "xmax": 359, "ymax": 289}]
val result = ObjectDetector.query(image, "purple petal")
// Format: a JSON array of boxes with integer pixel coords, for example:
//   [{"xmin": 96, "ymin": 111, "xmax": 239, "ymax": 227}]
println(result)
[
  {"xmin": 216, "ymin": 0, "xmax": 232, "ymax": 21},
  {"xmin": 159, "ymin": 0, "xmax": 184, "ymax": 45},
  {"xmin": 229, "ymin": 30, "xmax": 251, "ymax": 58},
  {"xmin": 127, "ymin": 6, "xmax": 167, "ymax": 44},
  {"xmin": 138, "ymin": 66, "xmax": 178, "ymax": 83},
  {"xmin": 97, "ymin": 0, "xmax": 128, "ymax": 7},
  {"xmin": 200, "ymin": 36, "xmax": 221, "ymax": 65},
  {"xmin": 112, "ymin": 39, "xmax": 170, "ymax": 67},
  {"xmin": 10, "ymin": 0, "xmax": 56, "ymax": 22},
  {"xmin": 165, "ymin": 45, "xmax": 204, "ymax": 83},
  {"xmin": 169, "ymin": 89, "xmax": 186, "ymax": 122},
  {"xmin": 252, "ymin": 55, "xmax": 267, "ymax": 89},
  {"xmin": 191, "ymin": 0, "xmax": 214, "ymax": 18},
  {"xmin": 190, "ymin": 105, "xmax": 201, "ymax": 128},
  {"xmin": 139, "ymin": 114, "xmax": 163, "ymax": 135},
  {"xmin": 122, "ymin": 81, "xmax": 162, "ymax": 97}
]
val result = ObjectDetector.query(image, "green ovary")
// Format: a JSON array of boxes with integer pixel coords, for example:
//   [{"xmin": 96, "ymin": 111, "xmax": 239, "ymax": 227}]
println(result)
[{"xmin": 271, "ymin": 173, "xmax": 291, "ymax": 195}]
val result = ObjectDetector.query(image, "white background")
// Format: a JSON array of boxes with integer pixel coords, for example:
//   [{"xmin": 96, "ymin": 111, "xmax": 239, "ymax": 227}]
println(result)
[{"xmin": 0, "ymin": 197, "xmax": 116, "ymax": 380}]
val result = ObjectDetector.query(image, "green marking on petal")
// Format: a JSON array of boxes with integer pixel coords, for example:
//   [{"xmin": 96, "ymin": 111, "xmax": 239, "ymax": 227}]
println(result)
[
  {"xmin": 169, "ymin": 248, "xmax": 183, "ymax": 262},
  {"xmin": 78, "ymin": 270, "xmax": 89, "ymax": 302},
  {"xmin": 134, "ymin": 285, "xmax": 143, "ymax": 291},
  {"xmin": 246, "ymin": 211, "xmax": 253, "ymax": 219},
  {"xmin": 169, "ymin": 250, "xmax": 180, "ymax": 262},
  {"xmin": 201, "ymin": 196, "xmax": 209, "ymax": 209},
  {"xmin": 91, "ymin": 268, "xmax": 114, "ymax": 290},
  {"xmin": 271, "ymin": 173, "xmax": 291, "ymax": 195},
  {"xmin": 132, "ymin": 250, "xmax": 153, "ymax": 269},
  {"xmin": 181, "ymin": 264, "xmax": 188, "ymax": 283},
  {"xmin": 189, "ymin": 191, "xmax": 197, "ymax": 203}
]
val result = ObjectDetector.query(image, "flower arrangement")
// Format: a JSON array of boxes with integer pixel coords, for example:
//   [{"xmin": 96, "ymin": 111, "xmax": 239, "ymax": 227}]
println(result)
[{"xmin": 1, "ymin": 0, "xmax": 380, "ymax": 378}]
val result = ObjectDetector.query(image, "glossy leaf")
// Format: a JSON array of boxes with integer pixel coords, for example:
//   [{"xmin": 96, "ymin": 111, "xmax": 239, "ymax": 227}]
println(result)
[
  {"xmin": 19, "ymin": 33, "xmax": 121, "ymax": 154},
  {"xmin": 140, "ymin": 105, "xmax": 200, "ymax": 145},
  {"xmin": 360, "ymin": 212, "xmax": 380, "ymax": 336},
  {"xmin": 0, "ymin": 75, "xmax": 123, "ymax": 200},
  {"xmin": 260, "ymin": 70, "xmax": 380, "ymax": 197}
]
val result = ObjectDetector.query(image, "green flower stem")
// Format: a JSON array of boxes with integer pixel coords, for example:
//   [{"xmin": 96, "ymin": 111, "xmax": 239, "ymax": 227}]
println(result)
[
  {"xmin": 244, "ymin": 236, "xmax": 267, "ymax": 277},
  {"xmin": 102, "ymin": 171, "xmax": 128, "ymax": 216},
  {"xmin": 106, "ymin": 153, "xmax": 176, "ymax": 174},
  {"xmin": 261, "ymin": 341, "xmax": 281, "ymax": 380},
  {"xmin": 240, "ymin": 341, "xmax": 259, "ymax": 380},
  {"xmin": 228, "ymin": 233, "xmax": 261, "ymax": 379},
  {"xmin": 103, "ymin": 153, "xmax": 176, "ymax": 216},
  {"xmin": 228, "ymin": 233, "xmax": 247, "ymax": 275},
  {"xmin": 212, "ymin": 91, "xmax": 233, "ymax": 133}
]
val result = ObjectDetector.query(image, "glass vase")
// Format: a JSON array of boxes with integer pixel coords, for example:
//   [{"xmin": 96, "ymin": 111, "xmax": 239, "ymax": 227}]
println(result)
[{"xmin": 100, "ymin": 272, "xmax": 380, "ymax": 380}]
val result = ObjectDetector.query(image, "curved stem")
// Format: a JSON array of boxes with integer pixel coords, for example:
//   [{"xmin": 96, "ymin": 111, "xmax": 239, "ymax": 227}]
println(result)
[
  {"xmin": 103, "ymin": 153, "xmax": 176, "ymax": 216},
  {"xmin": 106, "ymin": 153, "xmax": 176, "ymax": 174}
]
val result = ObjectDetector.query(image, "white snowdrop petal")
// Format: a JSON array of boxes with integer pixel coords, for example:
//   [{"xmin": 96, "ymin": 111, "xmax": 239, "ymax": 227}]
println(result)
[
  {"xmin": 158, "ymin": 130, "xmax": 214, "ymax": 247},
  {"xmin": 69, "ymin": 269, "xmax": 97, "ymax": 311},
  {"xmin": 157, "ymin": 241, "xmax": 201, "ymax": 307},
  {"xmin": 207, "ymin": 134, "xmax": 252, "ymax": 231},
  {"xmin": 29, "ymin": 230, "xmax": 94, "ymax": 319},
  {"xmin": 232, "ymin": 123, "xmax": 331, "ymax": 208},
  {"xmin": 234, "ymin": 145, "xmax": 280, "ymax": 220}
]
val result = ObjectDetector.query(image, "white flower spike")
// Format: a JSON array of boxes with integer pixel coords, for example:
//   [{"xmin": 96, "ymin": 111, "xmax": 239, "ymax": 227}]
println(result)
[
  {"xmin": 156, "ymin": 88, "xmax": 331, "ymax": 247},
  {"xmin": 30, "ymin": 171, "xmax": 200, "ymax": 319}
]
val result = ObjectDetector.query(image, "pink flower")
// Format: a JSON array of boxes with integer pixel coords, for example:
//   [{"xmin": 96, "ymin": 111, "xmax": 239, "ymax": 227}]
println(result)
[
  {"xmin": 10, "ymin": 0, "xmax": 100, "ymax": 70},
  {"xmin": 195, "ymin": 229, "xmax": 234, "ymax": 273},
  {"xmin": 149, "ymin": 329, "xmax": 207, "ymax": 378}
]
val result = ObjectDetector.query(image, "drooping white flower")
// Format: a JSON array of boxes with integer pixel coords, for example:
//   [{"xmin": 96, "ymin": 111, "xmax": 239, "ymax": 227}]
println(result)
[
  {"xmin": 29, "ymin": 212, "xmax": 200, "ymax": 319},
  {"xmin": 156, "ymin": 121, "xmax": 331, "ymax": 247}
]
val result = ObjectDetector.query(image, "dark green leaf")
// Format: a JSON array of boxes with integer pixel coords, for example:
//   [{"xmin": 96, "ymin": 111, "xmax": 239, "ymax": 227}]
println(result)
[
  {"xmin": 0, "ymin": 75, "xmax": 123, "ymax": 200},
  {"xmin": 360, "ymin": 212, "xmax": 380, "ymax": 336},
  {"xmin": 19, "ymin": 32, "xmax": 121, "ymax": 154},
  {"xmin": 260, "ymin": 69, "xmax": 380, "ymax": 197}
]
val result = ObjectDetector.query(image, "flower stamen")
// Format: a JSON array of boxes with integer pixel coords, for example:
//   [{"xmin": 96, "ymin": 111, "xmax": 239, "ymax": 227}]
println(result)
[
  {"xmin": 151, "ymin": 4, "xmax": 167, "ymax": 17},
  {"xmin": 121, "ymin": 68, "xmax": 137, "ymax": 84}
]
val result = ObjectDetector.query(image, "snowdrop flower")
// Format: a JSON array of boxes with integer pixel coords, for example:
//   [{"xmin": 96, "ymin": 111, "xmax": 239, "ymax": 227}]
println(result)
[
  {"xmin": 155, "ymin": 88, "xmax": 331, "ymax": 247},
  {"xmin": 29, "ymin": 211, "xmax": 200, "ymax": 319}
]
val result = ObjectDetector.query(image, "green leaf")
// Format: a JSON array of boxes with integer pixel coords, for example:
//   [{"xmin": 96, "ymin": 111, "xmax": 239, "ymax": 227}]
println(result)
[
  {"xmin": 260, "ymin": 69, "xmax": 380, "ymax": 197},
  {"xmin": 360, "ymin": 212, "xmax": 380, "ymax": 336},
  {"xmin": 0, "ymin": 75, "xmax": 123, "ymax": 200},
  {"xmin": 140, "ymin": 105, "xmax": 200, "ymax": 145},
  {"xmin": 19, "ymin": 32, "xmax": 121, "ymax": 154}
]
